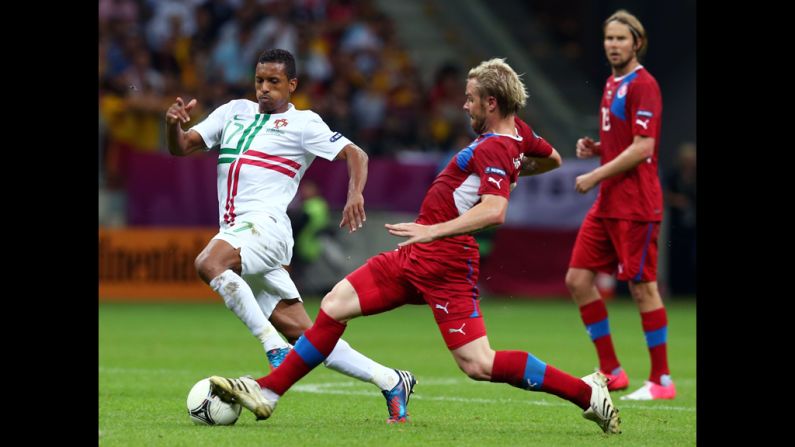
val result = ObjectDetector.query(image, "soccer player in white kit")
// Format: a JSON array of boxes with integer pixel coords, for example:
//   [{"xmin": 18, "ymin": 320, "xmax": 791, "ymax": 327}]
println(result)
[{"xmin": 165, "ymin": 49, "xmax": 415, "ymax": 422}]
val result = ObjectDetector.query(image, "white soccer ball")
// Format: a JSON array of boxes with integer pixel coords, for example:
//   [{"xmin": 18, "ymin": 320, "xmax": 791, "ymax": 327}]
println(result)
[{"xmin": 186, "ymin": 378, "xmax": 242, "ymax": 426}]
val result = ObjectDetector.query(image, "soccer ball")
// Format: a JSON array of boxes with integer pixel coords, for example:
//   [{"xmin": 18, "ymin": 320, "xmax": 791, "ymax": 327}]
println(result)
[{"xmin": 186, "ymin": 378, "xmax": 242, "ymax": 426}]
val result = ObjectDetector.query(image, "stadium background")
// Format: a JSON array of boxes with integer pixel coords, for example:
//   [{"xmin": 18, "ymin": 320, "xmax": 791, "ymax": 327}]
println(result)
[{"xmin": 98, "ymin": 0, "xmax": 695, "ymax": 301}]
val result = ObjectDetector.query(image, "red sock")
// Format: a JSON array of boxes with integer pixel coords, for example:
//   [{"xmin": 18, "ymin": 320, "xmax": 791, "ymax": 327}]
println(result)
[
  {"xmin": 541, "ymin": 365, "xmax": 592, "ymax": 410},
  {"xmin": 579, "ymin": 300, "xmax": 621, "ymax": 374},
  {"xmin": 491, "ymin": 350, "xmax": 527, "ymax": 387},
  {"xmin": 258, "ymin": 309, "xmax": 346, "ymax": 395},
  {"xmin": 641, "ymin": 307, "xmax": 670, "ymax": 384},
  {"xmin": 491, "ymin": 351, "xmax": 591, "ymax": 410}
]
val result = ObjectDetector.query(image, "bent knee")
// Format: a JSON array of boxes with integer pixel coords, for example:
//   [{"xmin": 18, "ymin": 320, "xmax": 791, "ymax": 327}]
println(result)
[
  {"xmin": 320, "ymin": 288, "xmax": 341, "ymax": 310},
  {"xmin": 565, "ymin": 269, "xmax": 590, "ymax": 293},
  {"xmin": 194, "ymin": 254, "xmax": 215, "ymax": 283},
  {"xmin": 319, "ymin": 281, "xmax": 359, "ymax": 321},
  {"xmin": 629, "ymin": 282, "xmax": 660, "ymax": 304}
]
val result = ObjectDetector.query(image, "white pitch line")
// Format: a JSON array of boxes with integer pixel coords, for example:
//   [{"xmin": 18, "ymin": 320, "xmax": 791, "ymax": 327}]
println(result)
[
  {"xmin": 100, "ymin": 366, "xmax": 694, "ymax": 412},
  {"xmin": 292, "ymin": 382, "xmax": 695, "ymax": 412}
]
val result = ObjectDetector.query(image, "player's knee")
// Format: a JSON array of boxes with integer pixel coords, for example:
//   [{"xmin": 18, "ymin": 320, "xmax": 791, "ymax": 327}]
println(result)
[
  {"xmin": 629, "ymin": 281, "xmax": 658, "ymax": 304},
  {"xmin": 194, "ymin": 253, "xmax": 231, "ymax": 284},
  {"xmin": 194, "ymin": 254, "xmax": 214, "ymax": 284},
  {"xmin": 320, "ymin": 289, "xmax": 338, "ymax": 311},
  {"xmin": 320, "ymin": 283, "xmax": 349, "ymax": 317},
  {"xmin": 565, "ymin": 269, "xmax": 588, "ymax": 294}
]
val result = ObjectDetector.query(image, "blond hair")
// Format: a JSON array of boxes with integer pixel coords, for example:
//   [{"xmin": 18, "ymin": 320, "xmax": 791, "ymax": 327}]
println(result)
[
  {"xmin": 604, "ymin": 9, "xmax": 648, "ymax": 57},
  {"xmin": 467, "ymin": 58, "xmax": 527, "ymax": 116}
]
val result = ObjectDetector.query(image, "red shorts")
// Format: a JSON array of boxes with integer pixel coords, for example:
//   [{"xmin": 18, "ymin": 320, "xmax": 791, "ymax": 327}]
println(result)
[
  {"xmin": 569, "ymin": 212, "xmax": 659, "ymax": 282},
  {"xmin": 346, "ymin": 245, "xmax": 487, "ymax": 350}
]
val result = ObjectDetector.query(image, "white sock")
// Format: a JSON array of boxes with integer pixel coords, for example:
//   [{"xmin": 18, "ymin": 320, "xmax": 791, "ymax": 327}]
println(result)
[
  {"xmin": 209, "ymin": 270, "xmax": 289, "ymax": 351},
  {"xmin": 323, "ymin": 339, "xmax": 399, "ymax": 391},
  {"xmin": 256, "ymin": 324, "xmax": 290, "ymax": 353},
  {"xmin": 260, "ymin": 386, "xmax": 281, "ymax": 403}
]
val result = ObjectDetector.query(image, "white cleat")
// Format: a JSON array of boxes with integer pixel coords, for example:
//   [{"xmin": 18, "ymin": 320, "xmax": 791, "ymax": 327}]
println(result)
[
  {"xmin": 581, "ymin": 372, "xmax": 622, "ymax": 434},
  {"xmin": 209, "ymin": 376, "xmax": 276, "ymax": 421}
]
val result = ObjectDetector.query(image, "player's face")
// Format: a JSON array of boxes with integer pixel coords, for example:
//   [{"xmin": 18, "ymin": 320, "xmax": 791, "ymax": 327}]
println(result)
[
  {"xmin": 603, "ymin": 21, "xmax": 637, "ymax": 71},
  {"xmin": 464, "ymin": 79, "xmax": 487, "ymax": 134},
  {"xmin": 255, "ymin": 62, "xmax": 297, "ymax": 114}
]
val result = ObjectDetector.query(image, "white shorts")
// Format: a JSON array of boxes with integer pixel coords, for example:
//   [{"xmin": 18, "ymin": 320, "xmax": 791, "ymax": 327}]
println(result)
[
  {"xmin": 213, "ymin": 217, "xmax": 293, "ymax": 274},
  {"xmin": 244, "ymin": 267, "xmax": 302, "ymax": 318},
  {"xmin": 213, "ymin": 217, "xmax": 300, "ymax": 318}
]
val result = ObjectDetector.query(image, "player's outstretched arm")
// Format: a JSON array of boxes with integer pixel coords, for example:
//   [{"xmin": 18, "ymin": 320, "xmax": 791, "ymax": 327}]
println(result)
[
  {"xmin": 386, "ymin": 194, "xmax": 508, "ymax": 247},
  {"xmin": 165, "ymin": 97, "xmax": 205, "ymax": 156},
  {"xmin": 335, "ymin": 144, "xmax": 368, "ymax": 233},
  {"xmin": 575, "ymin": 135, "xmax": 654, "ymax": 193},
  {"xmin": 520, "ymin": 148, "xmax": 562, "ymax": 176}
]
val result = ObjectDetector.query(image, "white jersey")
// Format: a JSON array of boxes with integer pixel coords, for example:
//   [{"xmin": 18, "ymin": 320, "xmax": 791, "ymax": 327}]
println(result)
[{"xmin": 191, "ymin": 100, "xmax": 352, "ymax": 234}]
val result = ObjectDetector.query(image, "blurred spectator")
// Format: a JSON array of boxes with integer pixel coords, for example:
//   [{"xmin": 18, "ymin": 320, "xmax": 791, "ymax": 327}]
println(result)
[
  {"xmin": 251, "ymin": 0, "xmax": 299, "ymax": 57},
  {"xmin": 99, "ymin": 112, "xmax": 108, "ymax": 185},
  {"xmin": 145, "ymin": 0, "xmax": 200, "ymax": 52},
  {"xmin": 289, "ymin": 181, "xmax": 347, "ymax": 293},
  {"xmin": 664, "ymin": 142, "xmax": 697, "ymax": 295},
  {"xmin": 319, "ymin": 77, "xmax": 356, "ymax": 137},
  {"xmin": 351, "ymin": 75, "xmax": 387, "ymax": 153},
  {"xmin": 99, "ymin": 0, "xmax": 452, "ymax": 200},
  {"xmin": 428, "ymin": 63, "xmax": 469, "ymax": 150}
]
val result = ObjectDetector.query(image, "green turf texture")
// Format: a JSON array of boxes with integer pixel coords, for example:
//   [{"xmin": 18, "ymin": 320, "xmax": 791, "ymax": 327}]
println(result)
[{"xmin": 100, "ymin": 298, "xmax": 695, "ymax": 446}]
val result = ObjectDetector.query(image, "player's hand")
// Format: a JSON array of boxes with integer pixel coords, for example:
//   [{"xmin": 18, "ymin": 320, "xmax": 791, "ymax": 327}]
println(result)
[
  {"xmin": 576, "ymin": 137, "xmax": 598, "ymax": 158},
  {"xmin": 340, "ymin": 192, "xmax": 366, "ymax": 233},
  {"xmin": 166, "ymin": 97, "xmax": 197, "ymax": 125},
  {"xmin": 385, "ymin": 222, "xmax": 434, "ymax": 247},
  {"xmin": 520, "ymin": 154, "xmax": 538, "ymax": 174},
  {"xmin": 575, "ymin": 172, "xmax": 598, "ymax": 194}
]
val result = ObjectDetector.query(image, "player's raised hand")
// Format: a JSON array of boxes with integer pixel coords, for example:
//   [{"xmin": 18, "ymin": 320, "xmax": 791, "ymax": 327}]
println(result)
[
  {"xmin": 576, "ymin": 137, "xmax": 599, "ymax": 158},
  {"xmin": 340, "ymin": 192, "xmax": 366, "ymax": 233},
  {"xmin": 385, "ymin": 222, "xmax": 434, "ymax": 247},
  {"xmin": 166, "ymin": 97, "xmax": 198, "ymax": 125}
]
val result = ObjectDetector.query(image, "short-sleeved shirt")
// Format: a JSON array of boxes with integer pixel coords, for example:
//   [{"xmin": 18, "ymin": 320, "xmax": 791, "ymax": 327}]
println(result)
[
  {"xmin": 594, "ymin": 66, "xmax": 663, "ymax": 222},
  {"xmin": 191, "ymin": 101, "xmax": 351, "ymax": 235},
  {"xmin": 412, "ymin": 117, "xmax": 553, "ymax": 259}
]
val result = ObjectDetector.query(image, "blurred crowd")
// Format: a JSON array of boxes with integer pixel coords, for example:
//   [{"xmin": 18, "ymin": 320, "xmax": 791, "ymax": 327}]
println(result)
[{"xmin": 99, "ymin": 0, "xmax": 472, "ymax": 190}]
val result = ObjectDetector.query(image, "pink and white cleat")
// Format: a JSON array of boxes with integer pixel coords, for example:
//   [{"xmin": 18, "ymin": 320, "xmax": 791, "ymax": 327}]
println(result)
[
  {"xmin": 620, "ymin": 377, "xmax": 676, "ymax": 400},
  {"xmin": 602, "ymin": 368, "xmax": 629, "ymax": 391}
]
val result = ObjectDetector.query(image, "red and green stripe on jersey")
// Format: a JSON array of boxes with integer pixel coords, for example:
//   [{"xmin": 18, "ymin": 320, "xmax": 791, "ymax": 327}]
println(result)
[{"xmin": 217, "ymin": 114, "xmax": 303, "ymax": 225}]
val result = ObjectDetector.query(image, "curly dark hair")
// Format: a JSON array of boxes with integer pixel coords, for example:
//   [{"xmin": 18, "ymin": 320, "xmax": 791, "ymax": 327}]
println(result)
[{"xmin": 257, "ymin": 49, "xmax": 297, "ymax": 79}]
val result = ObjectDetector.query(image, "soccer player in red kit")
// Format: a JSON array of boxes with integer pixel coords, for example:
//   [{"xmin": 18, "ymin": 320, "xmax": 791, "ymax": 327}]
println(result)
[
  {"xmin": 566, "ymin": 10, "xmax": 675, "ymax": 401},
  {"xmin": 208, "ymin": 58, "xmax": 622, "ymax": 434}
]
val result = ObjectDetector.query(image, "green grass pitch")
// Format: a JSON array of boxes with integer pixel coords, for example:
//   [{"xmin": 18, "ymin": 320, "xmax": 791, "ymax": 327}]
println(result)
[{"xmin": 99, "ymin": 297, "xmax": 695, "ymax": 446}]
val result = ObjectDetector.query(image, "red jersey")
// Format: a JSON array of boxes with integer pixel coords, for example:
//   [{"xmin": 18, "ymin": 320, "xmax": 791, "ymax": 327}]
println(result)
[
  {"xmin": 413, "ymin": 117, "xmax": 553, "ymax": 259},
  {"xmin": 594, "ymin": 66, "xmax": 663, "ymax": 222}
]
